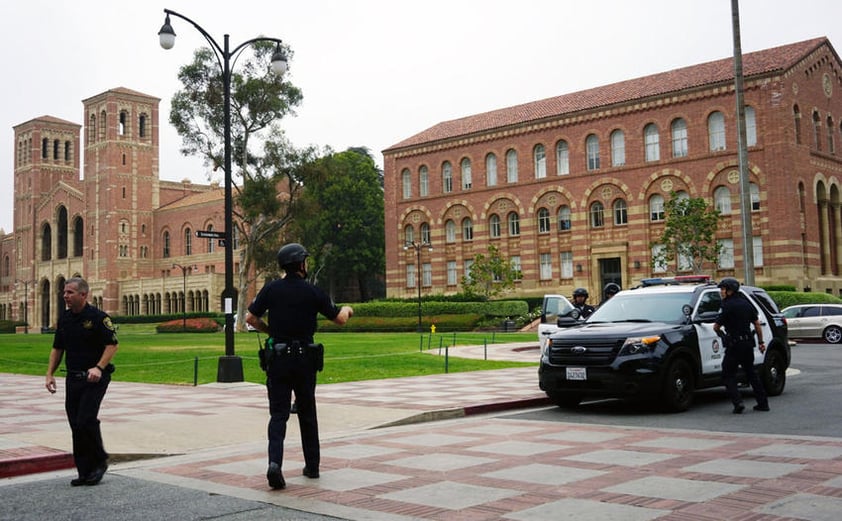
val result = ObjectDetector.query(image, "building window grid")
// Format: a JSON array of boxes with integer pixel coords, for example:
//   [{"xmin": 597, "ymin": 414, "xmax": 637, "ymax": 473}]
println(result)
[
  {"xmin": 590, "ymin": 202, "xmax": 604, "ymax": 228},
  {"xmin": 419, "ymin": 166, "xmax": 429, "ymax": 196},
  {"xmin": 709, "ymin": 111, "xmax": 726, "ymax": 151},
  {"xmin": 560, "ymin": 251, "xmax": 573, "ymax": 279},
  {"xmin": 714, "ymin": 186, "xmax": 732, "ymax": 214},
  {"xmin": 447, "ymin": 261, "xmax": 457, "ymax": 285},
  {"xmin": 489, "ymin": 214, "xmax": 501, "ymax": 238},
  {"xmin": 537, "ymin": 208, "xmax": 551, "ymax": 233},
  {"xmin": 486, "ymin": 154, "xmax": 497, "ymax": 186},
  {"xmin": 420, "ymin": 222, "xmax": 431, "ymax": 243},
  {"xmin": 401, "ymin": 169, "xmax": 411, "ymax": 199},
  {"xmin": 539, "ymin": 253, "xmax": 552, "ymax": 280},
  {"xmin": 650, "ymin": 194, "xmax": 665, "ymax": 221},
  {"xmin": 442, "ymin": 162, "xmax": 453, "ymax": 193},
  {"xmin": 422, "ymin": 263, "xmax": 432, "ymax": 287},
  {"xmin": 511, "ymin": 256, "xmax": 522, "ymax": 280},
  {"xmin": 671, "ymin": 118, "xmax": 688, "ymax": 157},
  {"xmin": 506, "ymin": 149, "xmax": 518, "ymax": 183},
  {"xmin": 445, "ymin": 220, "xmax": 456, "ymax": 243},
  {"xmin": 462, "ymin": 218, "xmax": 473, "ymax": 241},
  {"xmin": 556, "ymin": 140, "xmax": 570, "ymax": 175},
  {"xmin": 461, "ymin": 158, "xmax": 472, "ymax": 189},
  {"xmin": 644, "ymin": 123, "xmax": 660, "ymax": 161},
  {"xmin": 613, "ymin": 199, "xmax": 628, "ymax": 225},
  {"xmin": 586, "ymin": 134, "xmax": 600, "ymax": 170},
  {"xmin": 508, "ymin": 212, "xmax": 520, "ymax": 236},
  {"xmin": 558, "ymin": 206, "xmax": 571, "ymax": 231}
]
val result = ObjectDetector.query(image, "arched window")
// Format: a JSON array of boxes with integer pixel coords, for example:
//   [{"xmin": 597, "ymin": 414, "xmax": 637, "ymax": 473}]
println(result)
[
  {"xmin": 613, "ymin": 199, "xmax": 628, "ymax": 225},
  {"xmin": 533, "ymin": 144, "xmax": 546, "ymax": 178},
  {"xmin": 401, "ymin": 168, "xmax": 411, "ymax": 199},
  {"xmin": 485, "ymin": 153, "xmax": 498, "ymax": 186},
  {"xmin": 537, "ymin": 208, "xmax": 551, "ymax": 233},
  {"xmin": 462, "ymin": 218, "xmax": 473, "ymax": 241},
  {"xmin": 644, "ymin": 123, "xmax": 660, "ymax": 161},
  {"xmin": 590, "ymin": 202, "xmax": 604, "ymax": 228},
  {"xmin": 73, "ymin": 216, "xmax": 84, "ymax": 257},
  {"xmin": 555, "ymin": 140, "xmax": 569, "ymax": 175},
  {"xmin": 404, "ymin": 224, "xmax": 414, "ymax": 244},
  {"xmin": 139, "ymin": 114, "xmax": 147, "ymax": 138},
  {"xmin": 708, "ymin": 111, "xmax": 726, "ymax": 151},
  {"xmin": 649, "ymin": 194, "xmax": 665, "ymax": 221},
  {"xmin": 714, "ymin": 186, "xmax": 731, "ymax": 214},
  {"xmin": 793, "ymin": 105, "xmax": 802, "ymax": 144},
  {"xmin": 419, "ymin": 165, "xmax": 429, "ymax": 196},
  {"xmin": 57, "ymin": 206, "xmax": 68, "ymax": 259},
  {"xmin": 442, "ymin": 161, "xmax": 453, "ymax": 193},
  {"xmin": 813, "ymin": 111, "xmax": 822, "ymax": 151},
  {"xmin": 671, "ymin": 118, "xmax": 688, "ymax": 157},
  {"xmin": 586, "ymin": 134, "xmax": 600, "ymax": 170},
  {"xmin": 461, "ymin": 157, "xmax": 472, "ymax": 189},
  {"xmin": 184, "ymin": 228, "xmax": 192, "ymax": 255},
  {"xmin": 41, "ymin": 223, "xmax": 52, "ymax": 261},
  {"xmin": 445, "ymin": 220, "xmax": 456, "ymax": 243},
  {"xmin": 507, "ymin": 212, "xmax": 520, "ymax": 236},
  {"xmin": 506, "ymin": 149, "xmax": 518, "ymax": 183},
  {"xmin": 420, "ymin": 222, "xmax": 431, "ymax": 243},
  {"xmin": 489, "ymin": 214, "xmax": 501, "ymax": 238},
  {"xmin": 163, "ymin": 231, "xmax": 170, "ymax": 258},
  {"xmin": 610, "ymin": 130, "xmax": 625, "ymax": 167},
  {"xmin": 558, "ymin": 205, "xmax": 571, "ymax": 231},
  {"xmin": 746, "ymin": 106, "xmax": 757, "ymax": 147},
  {"xmin": 206, "ymin": 225, "xmax": 215, "ymax": 253},
  {"xmin": 827, "ymin": 115, "xmax": 835, "ymax": 154}
]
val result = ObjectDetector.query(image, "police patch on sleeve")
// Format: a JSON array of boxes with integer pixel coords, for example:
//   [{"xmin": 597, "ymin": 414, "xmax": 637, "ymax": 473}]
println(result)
[{"xmin": 103, "ymin": 316, "xmax": 116, "ymax": 331}]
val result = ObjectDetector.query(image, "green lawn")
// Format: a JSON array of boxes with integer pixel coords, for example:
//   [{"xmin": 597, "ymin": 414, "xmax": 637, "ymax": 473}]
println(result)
[{"xmin": 0, "ymin": 326, "xmax": 537, "ymax": 385}]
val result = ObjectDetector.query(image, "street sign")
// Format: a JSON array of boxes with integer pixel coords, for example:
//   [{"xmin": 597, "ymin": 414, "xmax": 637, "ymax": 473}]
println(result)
[{"xmin": 196, "ymin": 230, "xmax": 226, "ymax": 239}]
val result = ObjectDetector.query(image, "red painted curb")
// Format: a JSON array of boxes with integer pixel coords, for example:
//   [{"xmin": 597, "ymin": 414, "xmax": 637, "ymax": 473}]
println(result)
[
  {"xmin": 463, "ymin": 396, "xmax": 551, "ymax": 416},
  {"xmin": 0, "ymin": 453, "xmax": 75, "ymax": 479}
]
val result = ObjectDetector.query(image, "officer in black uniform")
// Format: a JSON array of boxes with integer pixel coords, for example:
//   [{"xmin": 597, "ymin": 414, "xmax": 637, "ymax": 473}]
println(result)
[
  {"xmin": 246, "ymin": 243, "xmax": 353, "ymax": 490},
  {"xmin": 713, "ymin": 277, "xmax": 769, "ymax": 414},
  {"xmin": 571, "ymin": 288, "xmax": 595, "ymax": 319},
  {"xmin": 45, "ymin": 277, "xmax": 118, "ymax": 486}
]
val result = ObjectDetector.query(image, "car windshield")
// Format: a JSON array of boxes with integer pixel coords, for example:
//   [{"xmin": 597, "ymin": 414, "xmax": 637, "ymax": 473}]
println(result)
[{"xmin": 588, "ymin": 292, "xmax": 693, "ymax": 324}]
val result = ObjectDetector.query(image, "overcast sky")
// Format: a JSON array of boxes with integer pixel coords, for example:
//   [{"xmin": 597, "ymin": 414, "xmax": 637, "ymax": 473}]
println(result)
[{"xmin": 2, "ymin": 0, "xmax": 842, "ymax": 233}]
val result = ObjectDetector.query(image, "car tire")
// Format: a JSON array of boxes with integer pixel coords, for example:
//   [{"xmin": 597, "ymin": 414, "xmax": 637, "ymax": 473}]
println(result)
[
  {"xmin": 662, "ymin": 358, "xmax": 694, "ymax": 412},
  {"xmin": 548, "ymin": 392, "xmax": 582, "ymax": 408},
  {"xmin": 762, "ymin": 348, "xmax": 787, "ymax": 396},
  {"xmin": 823, "ymin": 325, "xmax": 842, "ymax": 344}
]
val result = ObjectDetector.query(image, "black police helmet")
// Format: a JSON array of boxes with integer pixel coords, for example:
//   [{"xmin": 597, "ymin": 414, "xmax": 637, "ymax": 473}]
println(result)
[
  {"xmin": 573, "ymin": 287, "xmax": 589, "ymax": 298},
  {"xmin": 717, "ymin": 277, "xmax": 740, "ymax": 292},
  {"xmin": 277, "ymin": 243, "xmax": 310, "ymax": 269},
  {"xmin": 603, "ymin": 282, "xmax": 621, "ymax": 296}
]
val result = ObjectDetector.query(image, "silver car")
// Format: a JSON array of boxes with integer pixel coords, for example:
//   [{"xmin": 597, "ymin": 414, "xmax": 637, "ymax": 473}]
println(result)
[{"xmin": 781, "ymin": 304, "xmax": 842, "ymax": 343}]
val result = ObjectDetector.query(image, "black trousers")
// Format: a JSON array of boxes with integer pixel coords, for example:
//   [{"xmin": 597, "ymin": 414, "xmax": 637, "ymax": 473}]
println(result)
[
  {"xmin": 266, "ymin": 355, "xmax": 319, "ymax": 471},
  {"xmin": 65, "ymin": 372, "xmax": 111, "ymax": 477},
  {"xmin": 722, "ymin": 342, "xmax": 768, "ymax": 407}
]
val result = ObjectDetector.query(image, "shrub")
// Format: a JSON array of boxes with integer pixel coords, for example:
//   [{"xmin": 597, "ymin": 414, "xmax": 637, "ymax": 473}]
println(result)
[{"xmin": 155, "ymin": 317, "xmax": 222, "ymax": 333}]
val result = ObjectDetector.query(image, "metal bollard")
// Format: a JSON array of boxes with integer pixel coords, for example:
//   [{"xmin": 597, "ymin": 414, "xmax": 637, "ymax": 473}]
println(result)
[{"xmin": 193, "ymin": 356, "xmax": 199, "ymax": 386}]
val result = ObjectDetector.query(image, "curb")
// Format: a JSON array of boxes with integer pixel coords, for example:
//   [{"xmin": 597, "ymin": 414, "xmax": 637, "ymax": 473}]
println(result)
[
  {"xmin": 0, "ymin": 451, "xmax": 74, "ymax": 479},
  {"xmin": 376, "ymin": 396, "xmax": 549, "ymax": 429}
]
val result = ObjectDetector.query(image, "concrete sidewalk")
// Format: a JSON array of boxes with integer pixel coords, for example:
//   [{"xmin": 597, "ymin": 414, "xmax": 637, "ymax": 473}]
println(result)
[{"xmin": 4, "ymin": 342, "xmax": 842, "ymax": 520}]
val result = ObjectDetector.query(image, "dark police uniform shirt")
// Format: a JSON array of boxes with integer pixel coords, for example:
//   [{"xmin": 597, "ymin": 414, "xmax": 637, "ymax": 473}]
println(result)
[
  {"xmin": 53, "ymin": 304, "xmax": 119, "ymax": 372},
  {"xmin": 248, "ymin": 273, "xmax": 340, "ymax": 343},
  {"xmin": 715, "ymin": 293, "xmax": 758, "ymax": 343}
]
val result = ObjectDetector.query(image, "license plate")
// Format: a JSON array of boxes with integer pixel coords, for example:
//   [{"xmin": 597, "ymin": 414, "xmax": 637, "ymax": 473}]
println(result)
[{"xmin": 566, "ymin": 367, "xmax": 586, "ymax": 380}]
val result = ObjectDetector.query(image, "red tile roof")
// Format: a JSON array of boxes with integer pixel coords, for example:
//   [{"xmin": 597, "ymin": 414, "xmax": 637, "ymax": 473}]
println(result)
[{"xmin": 385, "ymin": 37, "xmax": 829, "ymax": 152}]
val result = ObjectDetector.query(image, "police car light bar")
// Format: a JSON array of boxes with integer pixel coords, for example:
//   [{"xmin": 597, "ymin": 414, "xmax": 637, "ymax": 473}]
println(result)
[{"xmin": 639, "ymin": 275, "xmax": 711, "ymax": 287}]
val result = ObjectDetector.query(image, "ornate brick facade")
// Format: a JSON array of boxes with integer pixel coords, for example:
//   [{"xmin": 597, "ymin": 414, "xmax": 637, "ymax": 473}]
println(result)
[
  {"xmin": 384, "ymin": 37, "xmax": 842, "ymax": 302},
  {"xmin": 0, "ymin": 88, "xmax": 229, "ymax": 328}
]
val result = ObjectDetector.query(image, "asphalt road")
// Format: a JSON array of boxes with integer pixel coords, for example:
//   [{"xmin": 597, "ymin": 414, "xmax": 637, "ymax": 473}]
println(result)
[{"xmin": 506, "ymin": 342, "xmax": 842, "ymax": 438}]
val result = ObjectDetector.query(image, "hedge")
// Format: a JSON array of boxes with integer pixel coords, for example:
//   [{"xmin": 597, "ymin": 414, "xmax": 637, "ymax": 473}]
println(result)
[
  {"xmin": 348, "ymin": 300, "xmax": 528, "ymax": 318},
  {"xmin": 766, "ymin": 290, "xmax": 842, "ymax": 310},
  {"xmin": 318, "ymin": 313, "xmax": 484, "ymax": 332}
]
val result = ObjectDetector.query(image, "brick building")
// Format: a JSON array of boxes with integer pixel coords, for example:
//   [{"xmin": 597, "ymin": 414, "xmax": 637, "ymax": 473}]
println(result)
[
  {"xmin": 383, "ymin": 37, "xmax": 842, "ymax": 303},
  {"xmin": 0, "ymin": 87, "xmax": 231, "ymax": 328}
]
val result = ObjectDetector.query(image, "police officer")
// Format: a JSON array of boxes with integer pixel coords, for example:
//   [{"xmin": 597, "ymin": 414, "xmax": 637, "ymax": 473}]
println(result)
[
  {"xmin": 571, "ymin": 288, "xmax": 595, "ymax": 319},
  {"xmin": 602, "ymin": 282, "xmax": 621, "ymax": 305},
  {"xmin": 245, "ymin": 243, "xmax": 353, "ymax": 490},
  {"xmin": 45, "ymin": 277, "xmax": 118, "ymax": 486},
  {"xmin": 713, "ymin": 277, "xmax": 770, "ymax": 414}
]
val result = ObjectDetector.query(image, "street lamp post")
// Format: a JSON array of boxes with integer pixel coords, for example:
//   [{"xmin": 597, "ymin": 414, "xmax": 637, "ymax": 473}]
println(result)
[
  {"xmin": 404, "ymin": 240, "xmax": 432, "ymax": 333},
  {"xmin": 15, "ymin": 279, "xmax": 34, "ymax": 334},
  {"xmin": 159, "ymin": 9, "xmax": 287, "ymax": 382},
  {"xmin": 172, "ymin": 264, "xmax": 191, "ymax": 331}
]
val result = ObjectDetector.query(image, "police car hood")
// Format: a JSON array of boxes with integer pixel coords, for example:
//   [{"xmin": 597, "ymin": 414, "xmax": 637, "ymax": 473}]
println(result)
[{"xmin": 552, "ymin": 321, "xmax": 682, "ymax": 340}]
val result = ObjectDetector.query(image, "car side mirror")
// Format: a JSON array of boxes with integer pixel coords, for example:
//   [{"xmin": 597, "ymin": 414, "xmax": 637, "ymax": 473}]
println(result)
[{"xmin": 556, "ymin": 308, "xmax": 581, "ymax": 328}]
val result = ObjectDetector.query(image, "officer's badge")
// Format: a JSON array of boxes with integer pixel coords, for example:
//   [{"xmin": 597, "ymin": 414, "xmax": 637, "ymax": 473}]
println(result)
[
  {"xmin": 103, "ymin": 317, "xmax": 116, "ymax": 331},
  {"xmin": 82, "ymin": 320, "xmax": 93, "ymax": 329}
]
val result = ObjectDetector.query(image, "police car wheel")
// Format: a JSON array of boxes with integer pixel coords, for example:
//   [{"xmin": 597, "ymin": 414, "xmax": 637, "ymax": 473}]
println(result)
[
  {"xmin": 662, "ymin": 358, "xmax": 695, "ymax": 412},
  {"xmin": 762, "ymin": 349, "xmax": 787, "ymax": 397}
]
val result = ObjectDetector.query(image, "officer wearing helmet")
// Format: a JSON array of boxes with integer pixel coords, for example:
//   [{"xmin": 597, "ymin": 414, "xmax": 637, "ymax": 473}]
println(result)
[
  {"xmin": 571, "ymin": 288, "xmax": 595, "ymax": 319},
  {"xmin": 246, "ymin": 242, "xmax": 354, "ymax": 490},
  {"xmin": 713, "ymin": 277, "xmax": 769, "ymax": 414},
  {"xmin": 602, "ymin": 282, "xmax": 621, "ymax": 305}
]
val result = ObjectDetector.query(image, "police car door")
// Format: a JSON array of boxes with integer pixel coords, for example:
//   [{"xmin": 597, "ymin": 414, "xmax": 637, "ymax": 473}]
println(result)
[
  {"xmin": 744, "ymin": 290, "xmax": 774, "ymax": 366},
  {"xmin": 694, "ymin": 288, "xmax": 724, "ymax": 375}
]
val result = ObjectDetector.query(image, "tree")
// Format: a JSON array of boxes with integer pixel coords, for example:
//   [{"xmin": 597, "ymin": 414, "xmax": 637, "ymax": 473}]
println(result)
[
  {"xmin": 289, "ymin": 148, "xmax": 385, "ymax": 301},
  {"xmin": 169, "ymin": 41, "xmax": 307, "ymax": 329},
  {"xmin": 651, "ymin": 192, "xmax": 722, "ymax": 274},
  {"xmin": 461, "ymin": 245, "xmax": 520, "ymax": 300}
]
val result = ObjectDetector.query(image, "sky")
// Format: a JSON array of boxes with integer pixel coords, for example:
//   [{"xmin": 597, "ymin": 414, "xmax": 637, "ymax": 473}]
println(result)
[{"xmin": 2, "ymin": 0, "xmax": 842, "ymax": 233}]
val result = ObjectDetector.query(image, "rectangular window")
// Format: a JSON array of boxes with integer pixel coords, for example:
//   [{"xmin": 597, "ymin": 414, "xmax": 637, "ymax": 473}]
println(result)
[
  {"xmin": 486, "ymin": 155, "xmax": 497, "ymax": 186},
  {"xmin": 406, "ymin": 264, "xmax": 416, "ymax": 288},
  {"xmin": 464, "ymin": 259, "xmax": 474, "ymax": 281},
  {"xmin": 718, "ymin": 239, "xmax": 735, "ymax": 269},
  {"xmin": 447, "ymin": 261, "xmax": 457, "ymax": 285},
  {"xmin": 422, "ymin": 263, "xmax": 432, "ymax": 287},
  {"xmin": 753, "ymin": 236, "xmax": 763, "ymax": 267},
  {"xmin": 560, "ymin": 251, "xmax": 573, "ymax": 279},
  {"xmin": 511, "ymin": 256, "xmax": 522, "ymax": 280},
  {"xmin": 652, "ymin": 245, "xmax": 667, "ymax": 273},
  {"xmin": 539, "ymin": 253, "xmax": 552, "ymax": 280}
]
